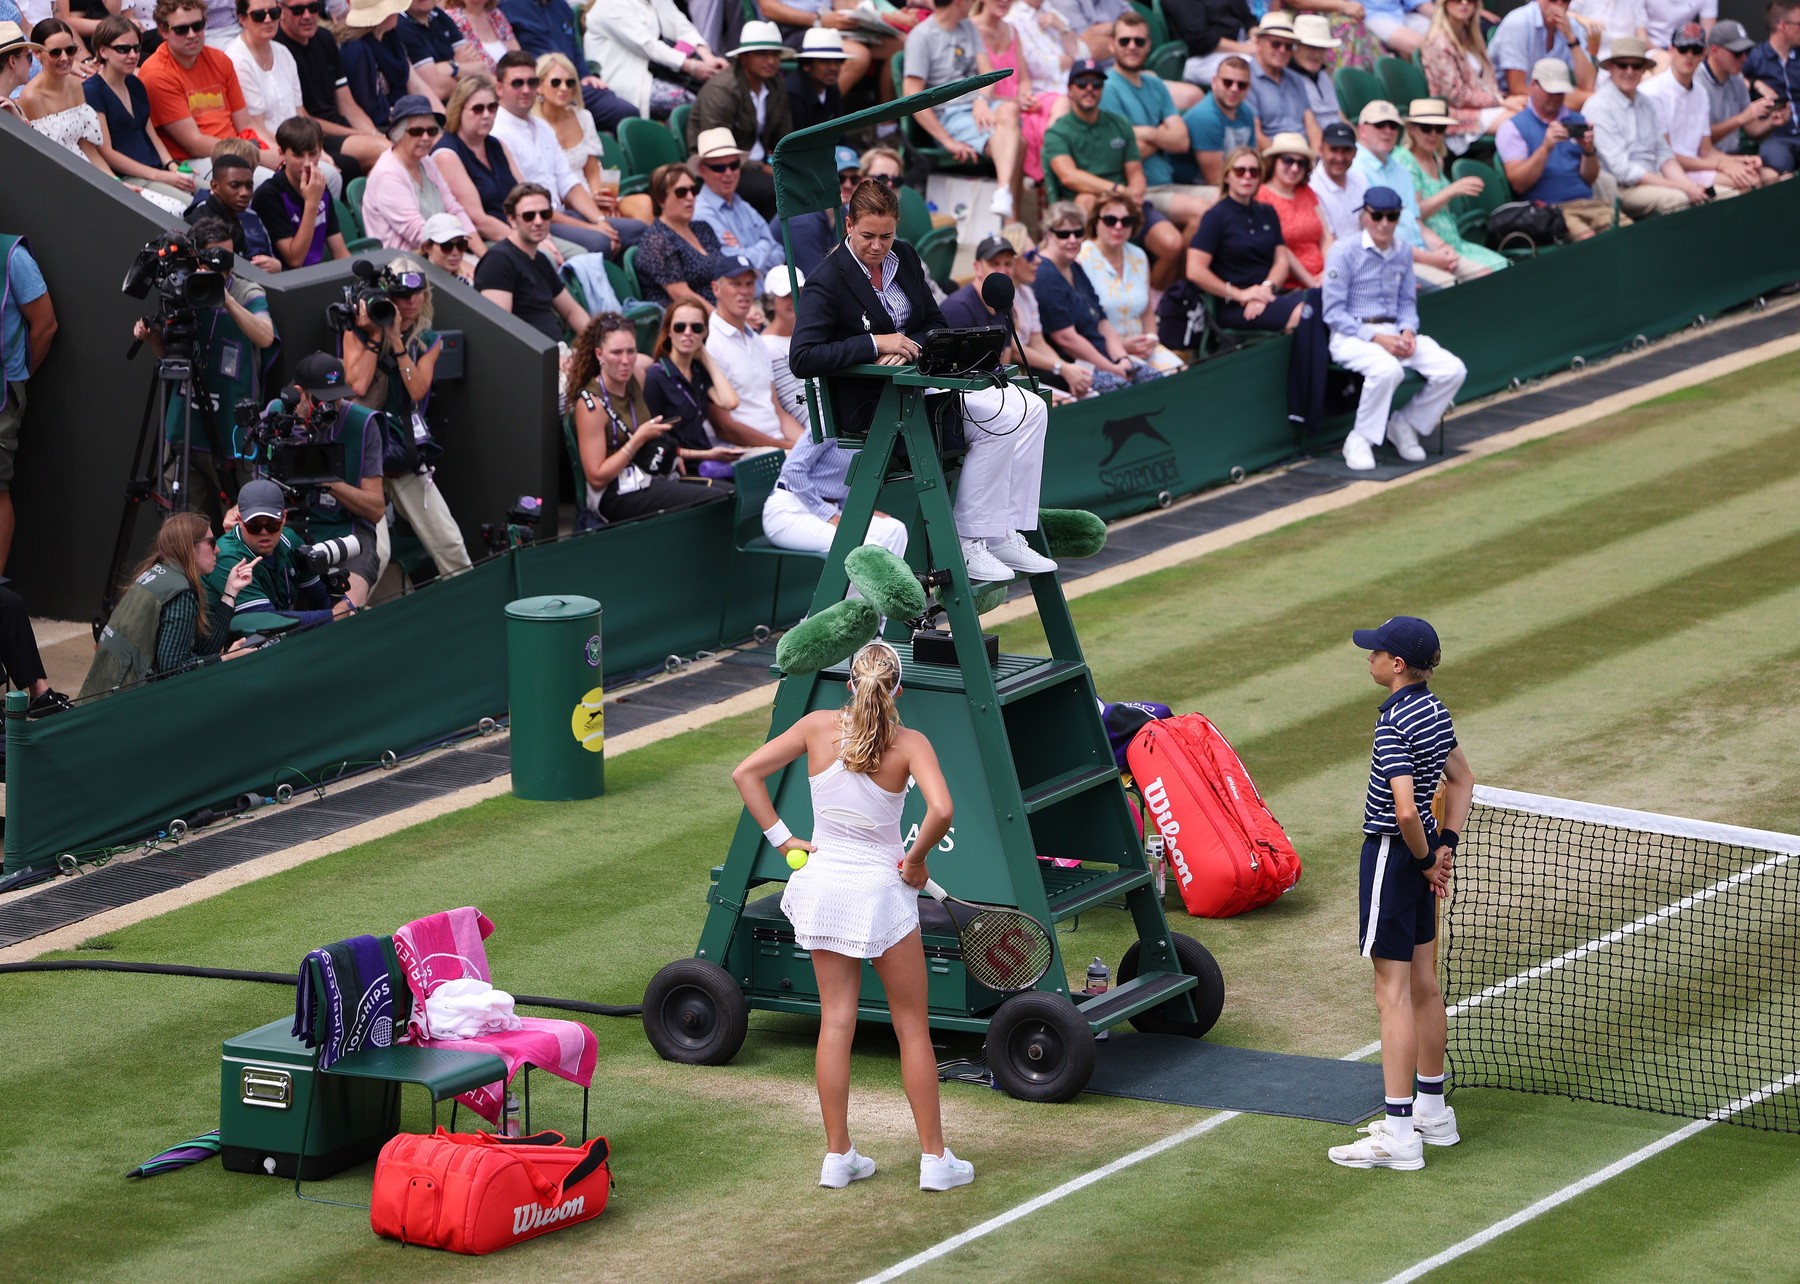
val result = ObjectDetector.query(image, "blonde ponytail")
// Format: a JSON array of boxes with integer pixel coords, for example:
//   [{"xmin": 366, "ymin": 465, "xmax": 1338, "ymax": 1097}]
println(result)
[{"xmin": 840, "ymin": 641, "xmax": 901, "ymax": 774}]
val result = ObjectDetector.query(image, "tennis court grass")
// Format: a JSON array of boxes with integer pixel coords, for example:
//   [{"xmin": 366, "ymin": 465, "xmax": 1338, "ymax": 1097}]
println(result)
[{"xmin": 4, "ymin": 352, "xmax": 1799, "ymax": 1282}]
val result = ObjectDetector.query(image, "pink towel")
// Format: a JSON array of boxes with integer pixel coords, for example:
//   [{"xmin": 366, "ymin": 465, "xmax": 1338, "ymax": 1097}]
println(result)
[{"xmin": 394, "ymin": 907, "xmax": 598, "ymax": 1123}]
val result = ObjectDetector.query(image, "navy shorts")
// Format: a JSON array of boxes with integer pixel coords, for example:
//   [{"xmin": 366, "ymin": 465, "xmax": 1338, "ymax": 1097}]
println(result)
[
  {"xmin": 1131, "ymin": 204, "xmax": 1169, "ymax": 250},
  {"xmin": 1358, "ymin": 833, "xmax": 1435, "ymax": 961}
]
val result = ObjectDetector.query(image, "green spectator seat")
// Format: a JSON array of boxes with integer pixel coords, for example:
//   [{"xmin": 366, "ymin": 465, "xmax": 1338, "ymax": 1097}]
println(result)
[
  {"xmin": 1376, "ymin": 55, "xmax": 1428, "ymax": 107},
  {"xmin": 335, "ymin": 191, "xmax": 380, "ymax": 253},
  {"xmin": 1147, "ymin": 0, "xmax": 1173, "ymax": 47},
  {"xmin": 1448, "ymin": 156, "xmax": 1556, "ymax": 259},
  {"xmin": 897, "ymin": 182, "xmax": 934, "ymax": 245},
  {"xmin": 915, "ymin": 224, "xmax": 958, "ymax": 292},
  {"xmin": 669, "ymin": 102, "xmax": 692, "ymax": 158},
  {"xmin": 1150, "ymin": 40, "xmax": 1188, "ymax": 81},
  {"xmin": 888, "ymin": 51, "xmax": 992, "ymax": 175},
  {"xmin": 618, "ymin": 117, "xmax": 684, "ymax": 197},
  {"xmin": 1333, "ymin": 67, "xmax": 1385, "ymax": 128}
]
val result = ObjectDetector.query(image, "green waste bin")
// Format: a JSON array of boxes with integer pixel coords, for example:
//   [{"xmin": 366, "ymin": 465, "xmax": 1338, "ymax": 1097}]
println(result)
[{"xmin": 505, "ymin": 595, "xmax": 605, "ymax": 801}]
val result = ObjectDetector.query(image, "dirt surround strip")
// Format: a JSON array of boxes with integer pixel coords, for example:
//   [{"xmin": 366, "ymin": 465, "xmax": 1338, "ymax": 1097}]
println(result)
[{"xmin": 7, "ymin": 326, "xmax": 1797, "ymax": 963}]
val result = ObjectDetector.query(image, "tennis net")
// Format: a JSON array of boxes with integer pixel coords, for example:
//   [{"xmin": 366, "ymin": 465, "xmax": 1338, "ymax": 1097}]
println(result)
[{"xmin": 1441, "ymin": 786, "xmax": 1800, "ymax": 1132}]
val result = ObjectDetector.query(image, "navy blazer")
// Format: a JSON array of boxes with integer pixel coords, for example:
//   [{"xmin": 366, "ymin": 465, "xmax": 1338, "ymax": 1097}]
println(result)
[{"xmin": 789, "ymin": 237, "xmax": 947, "ymax": 439}]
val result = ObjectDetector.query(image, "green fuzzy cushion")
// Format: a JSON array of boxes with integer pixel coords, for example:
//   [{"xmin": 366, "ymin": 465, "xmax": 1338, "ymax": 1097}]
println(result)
[
  {"xmin": 844, "ymin": 546, "xmax": 926, "ymax": 620},
  {"xmin": 937, "ymin": 582, "xmax": 1010, "ymax": 616},
  {"xmin": 775, "ymin": 599, "xmax": 881, "ymax": 675},
  {"xmin": 1039, "ymin": 509, "xmax": 1106, "ymax": 559}
]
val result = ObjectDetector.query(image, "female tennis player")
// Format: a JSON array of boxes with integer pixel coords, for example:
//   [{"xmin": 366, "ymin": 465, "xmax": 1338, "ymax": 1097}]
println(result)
[{"xmin": 731, "ymin": 640, "xmax": 972, "ymax": 1192}]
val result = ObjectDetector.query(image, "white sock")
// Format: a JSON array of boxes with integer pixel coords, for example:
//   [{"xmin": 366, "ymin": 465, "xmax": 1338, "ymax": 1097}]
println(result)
[
  {"xmin": 1384, "ymin": 1098, "xmax": 1415, "ymax": 1143},
  {"xmin": 1416, "ymin": 1074, "xmax": 1447, "ymax": 1119}
]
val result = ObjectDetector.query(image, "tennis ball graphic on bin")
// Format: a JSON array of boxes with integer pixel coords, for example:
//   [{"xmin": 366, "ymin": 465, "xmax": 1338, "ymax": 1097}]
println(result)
[
  {"xmin": 570, "ymin": 688, "xmax": 605, "ymax": 753},
  {"xmin": 786, "ymin": 848, "xmax": 808, "ymax": 870}
]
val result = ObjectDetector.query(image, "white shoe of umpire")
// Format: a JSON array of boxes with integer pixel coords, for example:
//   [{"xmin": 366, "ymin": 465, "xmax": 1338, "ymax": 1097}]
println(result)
[
  {"xmin": 1414, "ymin": 1106, "xmax": 1461, "ymax": 1146},
  {"xmin": 920, "ymin": 1147, "xmax": 975, "ymax": 1191},
  {"xmin": 1328, "ymin": 1122, "xmax": 1425, "ymax": 1170},
  {"xmin": 960, "ymin": 537, "xmax": 1015, "ymax": 584},
  {"xmin": 1342, "ymin": 434, "xmax": 1377, "ymax": 471},
  {"xmin": 1386, "ymin": 418, "xmax": 1427, "ymax": 462},
  {"xmin": 989, "ymin": 187, "xmax": 1015, "ymax": 219},
  {"xmin": 820, "ymin": 1146, "xmax": 878, "ymax": 1188},
  {"xmin": 988, "ymin": 531, "xmax": 1058, "ymax": 575}
]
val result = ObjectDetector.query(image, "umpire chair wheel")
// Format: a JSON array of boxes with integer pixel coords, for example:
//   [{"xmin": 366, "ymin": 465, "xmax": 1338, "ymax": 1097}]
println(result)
[
  {"xmin": 643, "ymin": 959, "xmax": 749, "ymax": 1065},
  {"xmin": 985, "ymin": 992, "xmax": 1095, "ymax": 1103},
  {"xmin": 1119, "ymin": 933, "xmax": 1224, "ymax": 1038}
]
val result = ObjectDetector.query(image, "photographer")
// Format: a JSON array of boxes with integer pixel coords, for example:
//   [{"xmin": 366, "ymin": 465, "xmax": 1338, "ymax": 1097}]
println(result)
[
  {"xmin": 277, "ymin": 352, "xmax": 388, "ymax": 606},
  {"xmin": 204, "ymin": 477, "xmax": 353, "ymax": 629},
  {"xmin": 130, "ymin": 218, "xmax": 276, "ymax": 525},
  {"xmin": 340, "ymin": 255, "xmax": 472, "ymax": 578},
  {"xmin": 81, "ymin": 512, "xmax": 257, "ymax": 697}
]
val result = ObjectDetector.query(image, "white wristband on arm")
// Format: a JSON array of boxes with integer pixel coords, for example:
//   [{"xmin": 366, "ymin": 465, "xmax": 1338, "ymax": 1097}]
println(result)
[{"xmin": 763, "ymin": 820, "xmax": 793, "ymax": 848}]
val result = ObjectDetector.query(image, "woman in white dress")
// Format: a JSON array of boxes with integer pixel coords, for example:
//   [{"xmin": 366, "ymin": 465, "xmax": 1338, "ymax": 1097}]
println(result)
[{"xmin": 732, "ymin": 640, "xmax": 975, "ymax": 1193}]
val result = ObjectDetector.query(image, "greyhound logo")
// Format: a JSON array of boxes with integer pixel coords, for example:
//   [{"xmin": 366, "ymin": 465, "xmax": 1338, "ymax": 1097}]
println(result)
[{"xmin": 1097, "ymin": 411, "xmax": 1170, "ymax": 466}]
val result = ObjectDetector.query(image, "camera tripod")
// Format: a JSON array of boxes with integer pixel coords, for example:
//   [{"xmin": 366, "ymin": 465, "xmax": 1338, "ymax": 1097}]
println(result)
[{"xmin": 95, "ymin": 342, "xmax": 241, "ymax": 639}]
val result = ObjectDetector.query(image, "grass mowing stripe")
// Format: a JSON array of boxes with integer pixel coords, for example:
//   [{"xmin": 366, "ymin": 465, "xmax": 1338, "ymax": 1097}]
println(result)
[{"xmin": 1383, "ymin": 1071, "xmax": 1800, "ymax": 1284}]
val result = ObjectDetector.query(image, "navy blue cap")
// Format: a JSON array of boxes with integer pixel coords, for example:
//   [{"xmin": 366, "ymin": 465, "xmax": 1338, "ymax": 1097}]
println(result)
[
  {"xmin": 706, "ymin": 251, "xmax": 758, "ymax": 281},
  {"xmin": 1320, "ymin": 121, "xmax": 1356, "ymax": 148},
  {"xmin": 1361, "ymin": 185, "xmax": 1403, "ymax": 213},
  {"xmin": 1353, "ymin": 617, "xmax": 1441, "ymax": 669},
  {"xmin": 1069, "ymin": 58, "xmax": 1106, "ymax": 82},
  {"xmin": 389, "ymin": 94, "xmax": 443, "ymax": 127}
]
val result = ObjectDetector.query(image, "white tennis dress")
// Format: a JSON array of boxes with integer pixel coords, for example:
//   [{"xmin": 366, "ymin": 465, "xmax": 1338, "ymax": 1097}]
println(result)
[{"xmin": 780, "ymin": 755, "xmax": 918, "ymax": 958}]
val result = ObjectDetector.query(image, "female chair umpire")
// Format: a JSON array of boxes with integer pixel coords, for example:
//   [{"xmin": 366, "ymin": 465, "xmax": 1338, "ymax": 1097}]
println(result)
[{"xmin": 731, "ymin": 641, "xmax": 975, "ymax": 1192}]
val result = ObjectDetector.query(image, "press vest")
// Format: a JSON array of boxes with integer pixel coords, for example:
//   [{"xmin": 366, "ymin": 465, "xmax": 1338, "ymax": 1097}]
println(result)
[
  {"xmin": 79, "ymin": 562, "xmax": 195, "ymax": 698},
  {"xmin": 1507, "ymin": 108, "xmax": 1592, "ymax": 205}
]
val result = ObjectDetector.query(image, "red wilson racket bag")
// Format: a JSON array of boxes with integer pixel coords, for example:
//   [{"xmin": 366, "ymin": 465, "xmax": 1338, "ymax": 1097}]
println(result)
[
  {"xmin": 1126, "ymin": 714, "xmax": 1302, "ymax": 918},
  {"xmin": 370, "ymin": 1127, "xmax": 610, "ymax": 1254}
]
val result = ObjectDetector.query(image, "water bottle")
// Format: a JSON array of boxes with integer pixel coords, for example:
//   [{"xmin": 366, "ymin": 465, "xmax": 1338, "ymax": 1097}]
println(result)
[
  {"xmin": 1147, "ymin": 833, "xmax": 1167, "ymax": 897},
  {"xmin": 502, "ymin": 1091, "xmax": 522, "ymax": 1137},
  {"xmin": 1086, "ymin": 957, "xmax": 1111, "ymax": 1041}
]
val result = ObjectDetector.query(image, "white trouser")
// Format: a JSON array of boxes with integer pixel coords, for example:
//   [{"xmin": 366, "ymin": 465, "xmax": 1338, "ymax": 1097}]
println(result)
[
  {"xmin": 951, "ymin": 381, "xmax": 1049, "ymax": 540},
  {"xmin": 387, "ymin": 471, "xmax": 473, "ymax": 576},
  {"xmin": 1329, "ymin": 331, "xmax": 1467, "ymax": 446},
  {"xmin": 761, "ymin": 486, "xmax": 909, "ymax": 559}
]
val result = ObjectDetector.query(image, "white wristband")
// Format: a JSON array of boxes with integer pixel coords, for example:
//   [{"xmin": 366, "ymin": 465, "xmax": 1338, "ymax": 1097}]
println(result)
[{"xmin": 763, "ymin": 820, "xmax": 794, "ymax": 848}]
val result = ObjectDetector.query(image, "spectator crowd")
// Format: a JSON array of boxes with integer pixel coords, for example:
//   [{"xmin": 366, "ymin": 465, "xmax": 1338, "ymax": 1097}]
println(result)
[{"xmin": 0, "ymin": 0, "xmax": 1791, "ymax": 698}]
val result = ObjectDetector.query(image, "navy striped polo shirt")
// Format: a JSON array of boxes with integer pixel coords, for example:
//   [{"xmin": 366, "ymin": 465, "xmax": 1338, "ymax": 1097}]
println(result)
[{"xmin": 1363, "ymin": 683, "xmax": 1458, "ymax": 835}]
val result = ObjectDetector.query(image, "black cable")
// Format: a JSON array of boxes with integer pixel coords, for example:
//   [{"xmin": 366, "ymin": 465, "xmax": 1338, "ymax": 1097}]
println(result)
[{"xmin": 0, "ymin": 959, "xmax": 644, "ymax": 1017}]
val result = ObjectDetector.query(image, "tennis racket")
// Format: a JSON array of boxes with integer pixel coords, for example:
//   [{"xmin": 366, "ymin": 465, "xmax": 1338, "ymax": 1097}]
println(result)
[{"xmin": 922, "ymin": 879, "xmax": 1055, "ymax": 993}]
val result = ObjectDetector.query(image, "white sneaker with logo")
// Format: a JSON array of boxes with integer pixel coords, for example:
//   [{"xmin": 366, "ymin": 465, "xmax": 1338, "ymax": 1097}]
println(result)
[
  {"xmin": 1328, "ymin": 1121, "xmax": 1425, "ymax": 1170},
  {"xmin": 988, "ymin": 531, "xmax": 1058, "ymax": 575},
  {"xmin": 819, "ymin": 1146, "xmax": 878, "ymax": 1188},
  {"xmin": 1342, "ymin": 434, "xmax": 1377, "ymax": 471},
  {"xmin": 960, "ymin": 537, "xmax": 1015, "ymax": 584},
  {"xmin": 1414, "ymin": 1106, "xmax": 1461, "ymax": 1146},
  {"xmin": 920, "ymin": 1147, "xmax": 975, "ymax": 1191},
  {"xmin": 1387, "ymin": 417, "xmax": 1427, "ymax": 462}
]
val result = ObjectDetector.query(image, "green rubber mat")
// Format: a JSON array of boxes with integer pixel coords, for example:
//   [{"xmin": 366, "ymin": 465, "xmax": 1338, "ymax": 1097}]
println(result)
[{"xmin": 1083, "ymin": 1033, "xmax": 1385, "ymax": 1125}]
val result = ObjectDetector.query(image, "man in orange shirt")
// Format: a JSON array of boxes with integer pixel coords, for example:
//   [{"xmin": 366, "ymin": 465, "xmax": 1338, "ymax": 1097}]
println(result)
[{"xmin": 140, "ymin": 0, "xmax": 282, "ymax": 180}]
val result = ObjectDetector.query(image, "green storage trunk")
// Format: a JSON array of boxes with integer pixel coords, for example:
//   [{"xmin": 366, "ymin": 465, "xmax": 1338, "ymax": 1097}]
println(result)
[{"xmin": 219, "ymin": 1018, "xmax": 399, "ymax": 1179}]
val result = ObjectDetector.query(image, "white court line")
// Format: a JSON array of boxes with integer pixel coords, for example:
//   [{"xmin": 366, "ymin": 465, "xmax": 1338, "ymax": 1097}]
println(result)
[
  {"xmin": 861, "ymin": 832, "xmax": 1799, "ymax": 1282},
  {"xmin": 1383, "ymin": 1071, "xmax": 1800, "ymax": 1284}
]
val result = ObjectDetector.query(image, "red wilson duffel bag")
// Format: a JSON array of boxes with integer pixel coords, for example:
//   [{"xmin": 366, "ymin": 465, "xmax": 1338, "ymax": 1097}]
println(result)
[
  {"xmin": 1127, "ymin": 714, "xmax": 1302, "ymax": 918},
  {"xmin": 370, "ymin": 1127, "xmax": 610, "ymax": 1254}
]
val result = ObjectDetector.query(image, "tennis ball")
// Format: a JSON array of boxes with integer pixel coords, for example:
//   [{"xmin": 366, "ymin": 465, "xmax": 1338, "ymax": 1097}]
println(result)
[
  {"xmin": 569, "ymin": 687, "xmax": 606, "ymax": 752},
  {"xmin": 785, "ymin": 848, "xmax": 808, "ymax": 870}
]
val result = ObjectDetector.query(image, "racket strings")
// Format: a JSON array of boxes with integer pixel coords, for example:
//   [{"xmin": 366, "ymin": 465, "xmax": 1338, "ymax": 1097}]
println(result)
[{"xmin": 961, "ymin": 911, "xmax": 1054, "ymax": 992}]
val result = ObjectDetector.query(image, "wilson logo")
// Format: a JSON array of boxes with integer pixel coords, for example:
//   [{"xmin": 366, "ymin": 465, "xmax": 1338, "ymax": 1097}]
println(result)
[
  {"xmin": 1141, "ymin": 776, "xmax": 1193, "ymax": 888},
  {"xmin": 513, "ymin": 1195, "xmax": 585, "ymax": 1236},
  {"xmin": 983, "ymin": 927, "xmax": 1032, "ymax": 977}
]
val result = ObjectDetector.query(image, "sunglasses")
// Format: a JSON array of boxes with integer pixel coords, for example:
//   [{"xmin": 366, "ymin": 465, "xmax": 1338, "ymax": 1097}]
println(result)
[
  {"xmin": 436, "ymin": 238, "xmax": 469, "ymax": 253},
  {"xmin": 1371, "ymin": 120, "xmax": 1402, "ymax": 130},
  {"xmin": 1612, "ymin": 61, "xmax": 1648, "ymax": 71},
  {"xmin": 1215, "ymin": 76, "xmax": 1248, "ymax": 89},
  {"xmin": 507, "ymin": 75, "xmax": 540, "ymax": 88},
  {"xmin": 163, "ymin": 20, "xmax": 204, "ymax": 34},
  {"xmin": 1049, "ymin": 227, "xmax": 1083, "ymax": 239},
  {"xmin": 516, "ymin": 207, "xmax": 553, "ymax": 221},
  {"xmin": 1672, "ymin": 43, "xmax": 1705, "ymax": 54},
  {"xmin": 109, "ymin": 40, "xmax": 141, "ymax": 53},
  {"xmin": 1275, "ymin": 154, "xmax": 1308, "ymax": 166},
  {"xmin": 1264, "ymin": 38, "xmax": 1295, "ymax": 50},
  {"xmin": 1367, "ymin": 209, "xmax": 1400, "ymax": 222},
  {"xmin": 1071, "ymin": 77, "xmax": 1105, "ymax": 90},
  {"xmin": 404, "ymin": 123, "xmax": 441, "ymax": 137},
  {"xmin": 867, "ymin": 172, "xmax": 901, "ymax": 187},
  {"xmin": 196, "ymin": 535, "xmax": 217, "ymax": 548},
  {"xmin": 43, "ymin": 43, "xmax": 79, "ymax": 58},
  {"xmin": 670, "ymin": 320, "xmax": 706, "ymax": 334},
  {"xmin": 244, "ymin": 517, "xmax": 283, "ymax": 534},
  {"xmin": 669, "ymin": 184, "xmax": 698, "ymax": 198},
  {"xmin": 1229, "ymin": 165, "xmax": 1261, "ymax": 176},
  {"xmin": 467, "ymin": 100, "xmax": 498, "ymax": 114},
  {"xmin": 1115, "ymin": 34, "xmax": 1147, "ymax": 46},
  {"xmin": 1097, "ymin": 213, "xmax": 1136, "ymax": 227},
  {"xmin": 702, "ymin": 159, "xmax": 742, "ymax": 172},
  {"xmin": 546, "ymin": 76, "xmax": 573, "ymax": 88},
  {"xmin": 839, "ymin": 170, "xmax": 862, "ymax": 184},
  {"xmin": 283, "ymin": 2, "xmax": 324, "ymax": 13},
  {"xmin": 245, "ymin": 5, "xmax": 280, "ymax": 19},
  {"xmin": 1414, "ymin": 122, "xmax": 1446, "ymax": 133}
]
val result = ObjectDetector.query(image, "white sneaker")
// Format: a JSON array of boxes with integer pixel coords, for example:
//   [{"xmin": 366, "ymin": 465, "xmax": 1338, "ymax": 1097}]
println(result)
[
  {"xmin": 820, "ymin": 1146, "xmax": 878, "ymax": 1188},
  {"xmin": 960, "ymin": 537, "xmax": 1015, "ymax": 583},
  {"xmin": 987, "ymin": 531, "xmax": 1058, "ymax": 575},
  {"xmin": 1342, "ymin": 434, "xmax": 1377, "ymax": 471},
  {"xmin": 989, "ymin": 187, "xmax": 1015, "ymax": 219},
  {"xmin": 1328, "ymin": 1122, "xmax": 1425, "ymax": 1170},
  {"xmin": 1386, "ymin": 418, "xmax": 1426, "ymax": 462},
  {"xmin": 1414, "ymin": 1106, "xmax": 1460, "ymax": 1146},
  {"xmin": 920, "ymin": 1146, "xmax": 975, "ymax": 1191}
]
